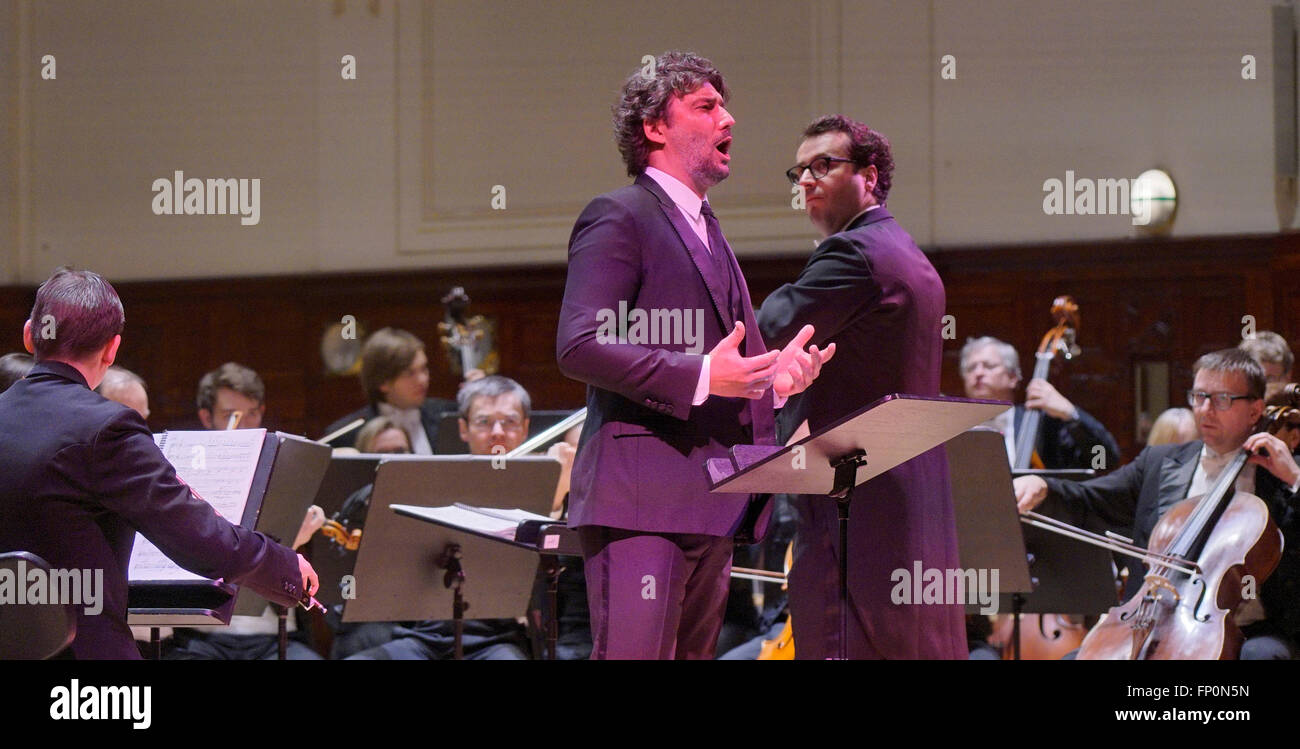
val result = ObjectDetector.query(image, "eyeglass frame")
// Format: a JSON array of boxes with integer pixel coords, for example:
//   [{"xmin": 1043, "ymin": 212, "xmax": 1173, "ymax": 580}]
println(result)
[
  {"xmin": 785, "ymin": 156, "xmax": 858, "ymax": 185},
  {"xmin": 467, "ymin": 415, "xmax": 526, "ymax": 432},
  {"xmin": 1186, "ymin": 389, "xmax": 1258, "ymax": 411}
]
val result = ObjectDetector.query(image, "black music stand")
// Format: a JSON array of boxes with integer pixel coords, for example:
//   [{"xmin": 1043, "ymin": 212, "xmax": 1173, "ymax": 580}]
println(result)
[
  {"xmin": 341, "ymin": 456, "xmax": 560, "ymax": 659},
  {"xmin": 391, "ymin": 504, "xmax": 580, "ymax": 660},
  {"xmin": 708, "ymin": 394, "xmax": 1010, "ymax": 660},
  {"xmin": 950, "ymin": 429, "xmax": 1114, "ymax": 658},
  {"xmin": 127, "ymin": 431, "xmax": 330, "ymax": 659}
]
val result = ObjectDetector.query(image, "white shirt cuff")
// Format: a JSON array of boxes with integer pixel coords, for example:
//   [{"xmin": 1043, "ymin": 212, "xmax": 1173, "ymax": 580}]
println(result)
[{"xmin": 692, "ymin": 355, "xmax": 711, "ymax": 406}]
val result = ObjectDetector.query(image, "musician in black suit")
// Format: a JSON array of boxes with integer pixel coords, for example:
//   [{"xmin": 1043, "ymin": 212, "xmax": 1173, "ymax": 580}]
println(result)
[
  {"xmin": 961, "ymin": 335, "xmax": 1120, "ymax": 469},
  {"xmin": 0, "ymin": 267, "xmax": 317, "ymax": 659},
  {"xmin": 323, "ymin": 327, "xmax": 457, "ymax": 452},
  {"xmin": 1014, "ymin": 349, "xmax": 1300, "ymax": 659}
]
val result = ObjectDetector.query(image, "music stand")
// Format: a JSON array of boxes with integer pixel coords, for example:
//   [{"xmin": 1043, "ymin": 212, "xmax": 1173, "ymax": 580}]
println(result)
[
  {"xmin": 127, "ymin": 432, "xmax": 329, "ymax": 659},
  {"xmin": 950, "ymin": 430, "xmax": 1113, "ymax": 658},
  {"xmin": 342, "ymin": 456, "xmax": 560, "ymax": 658},
  {"xmin": 708, "ymin": 394, "xmax": 1009, "ymax": 660},
  {"xmin": 390, "ymin": 505, "xmax": 581, "ymax": 659}
]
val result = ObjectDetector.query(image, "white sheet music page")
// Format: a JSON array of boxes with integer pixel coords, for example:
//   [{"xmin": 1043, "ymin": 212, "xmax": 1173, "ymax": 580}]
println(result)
[
  {"xmin": 391, "ymin": 504, "xmax": 519, "ymax": 539},
  {"xmin": 128, "ymin": 429, "xmax": 268, "ymax": 582}
]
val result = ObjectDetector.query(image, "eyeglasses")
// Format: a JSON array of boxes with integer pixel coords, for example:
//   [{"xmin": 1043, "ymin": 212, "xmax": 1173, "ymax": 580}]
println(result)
[
  {"xmin": 785, "ymin": 156, "xmax": 856, "ymax": 185},
  {"xmin": 469, "ymin": 415, "xmax": 525, "ymax": 432},
  {"xmin": 1187, "ymin": 390, "xmax": 1257, "ymax": 411}
]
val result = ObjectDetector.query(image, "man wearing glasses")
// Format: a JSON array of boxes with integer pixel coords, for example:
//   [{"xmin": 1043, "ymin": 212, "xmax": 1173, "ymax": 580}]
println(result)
[
  {"xmin": 1014, "ymin": 349, "xmax": 1300, "ymax": 659},
  {"xmin": 347, "ymin": 375, "xmax": 539, "ymax": 660},
  {"xmin": 756, "ymin": 115, "xmax": 966, "ymax": 659}
]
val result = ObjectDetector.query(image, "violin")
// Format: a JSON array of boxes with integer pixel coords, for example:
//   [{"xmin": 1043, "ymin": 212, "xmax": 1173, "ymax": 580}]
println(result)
[{"xmin": 1076, "ymin": 434, "xmax": 1285, "ymax": 659}]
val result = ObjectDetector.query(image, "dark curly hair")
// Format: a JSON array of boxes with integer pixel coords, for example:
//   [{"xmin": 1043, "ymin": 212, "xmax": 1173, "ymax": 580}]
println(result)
[
  {"xmin": 802, "ymin": 115, "xmax": 894, "ymax": 205},
  {"xmin": 613, "ymin": 51, "xmax": 728, "ymax": 177}
]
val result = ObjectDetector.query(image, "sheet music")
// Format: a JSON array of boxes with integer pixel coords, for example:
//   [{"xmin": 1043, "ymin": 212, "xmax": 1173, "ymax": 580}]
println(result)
[
  {"xmin": 391, "ymin": 504, "xmax": 519, "ymax": 540},
  {"xmin": 453, "ymin": 503, "xmax": 554, "ymax": 524},
  {"xmin": 128, "ymin": 429, "xmax": 268, "ymax": 582}
]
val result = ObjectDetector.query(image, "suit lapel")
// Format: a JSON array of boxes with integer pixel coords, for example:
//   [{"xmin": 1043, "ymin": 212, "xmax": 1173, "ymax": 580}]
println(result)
[
  {"xmin": 636, "ymin": 174, "xmax": 730, "ymax": 333},
  {"xmin": 1153, "ymin": 441, "xmax": 1201, "ymax": 523}
]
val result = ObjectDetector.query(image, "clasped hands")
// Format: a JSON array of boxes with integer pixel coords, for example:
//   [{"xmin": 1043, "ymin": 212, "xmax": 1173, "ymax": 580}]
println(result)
[{"xmin": 708, "ymin": 322, "xmax": 835, "ymax": 399}]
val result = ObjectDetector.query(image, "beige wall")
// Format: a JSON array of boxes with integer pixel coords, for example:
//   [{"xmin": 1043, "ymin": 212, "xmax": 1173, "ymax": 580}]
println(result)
[{"xmin": 0, "ymin": 0, "xmax": 1285, "ymax": 283}]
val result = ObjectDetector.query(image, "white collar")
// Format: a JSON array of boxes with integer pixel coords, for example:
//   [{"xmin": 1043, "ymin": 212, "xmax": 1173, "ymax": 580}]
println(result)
[
  {"xmin": 837, "ymin": 204, "xmax": 881, "ymax": 234},
  {"xmin": 645, "ymin": 166, "xmax": 705, "ymax": 221}
]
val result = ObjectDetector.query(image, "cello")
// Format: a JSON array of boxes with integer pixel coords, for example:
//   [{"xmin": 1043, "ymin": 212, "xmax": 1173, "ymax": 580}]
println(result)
[{"xmin": 1076, "ymin": 432, "xmax": 1284, "ymax": 659}]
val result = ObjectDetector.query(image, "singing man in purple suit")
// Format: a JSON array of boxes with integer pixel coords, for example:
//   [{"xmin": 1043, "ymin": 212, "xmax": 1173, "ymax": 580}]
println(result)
[{"xmin": 557, "ymin": 52, "xmax": 833, "ymax": 659}]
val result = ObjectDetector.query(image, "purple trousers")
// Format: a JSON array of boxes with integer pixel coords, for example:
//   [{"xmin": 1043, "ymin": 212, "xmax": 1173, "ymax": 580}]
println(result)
[{"xmin": 579, "ymin": 526, "xmax": 733, "ymax": 660}]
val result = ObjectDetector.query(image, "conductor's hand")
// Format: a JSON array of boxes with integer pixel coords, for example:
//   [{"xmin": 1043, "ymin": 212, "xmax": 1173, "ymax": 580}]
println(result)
[
  {"xmin": 772, "ymin": 324, "xmax": 837, "ymax": 399},
  {"xmin": 708, "ymin": 322, "xmax": 780, "ymax": 399},
  {"xmin": 1013, "ymin": 475, "xmax": 1049, "ymax": 513},
  {"xmin": 1245, "ymin": 431, "xmax": 1300, "ymax": 488},
  {"xmin": 298, "ymin": 554, "xmax": 319, "ymax": 598}
]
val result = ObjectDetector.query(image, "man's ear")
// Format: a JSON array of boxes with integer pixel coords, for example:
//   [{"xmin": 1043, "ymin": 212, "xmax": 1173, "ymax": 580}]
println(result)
[
  {"xmin": 458, "ymin": 417, "xmax": 470, "ymax": 445},
  {"xmin": 643, "ymin": 117, "xmax": 668, "ymax": 146},
  {"xmin": 22, "ymin": 320, "xmax": 34, "ymax": 354},
  {"xmin": 859, "ymin": 164, "xmax": 878, "ymax": 196},
  {"xmin": 103, "ymin": 335, "xmax": 121, "ymax": 367},
  {"xmin": 198, "ymin": 409, "xmax": 213, "ymax": 429}
]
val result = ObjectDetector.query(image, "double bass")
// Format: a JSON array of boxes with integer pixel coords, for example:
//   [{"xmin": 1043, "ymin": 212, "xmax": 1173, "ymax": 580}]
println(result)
[{"xmin": 990, "ymin": 296, "xmax": 1090, "ymax": 659}]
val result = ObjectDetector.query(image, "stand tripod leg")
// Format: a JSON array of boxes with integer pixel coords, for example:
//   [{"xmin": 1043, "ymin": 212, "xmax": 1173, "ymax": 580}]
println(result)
[
  {"xmin": 439, "ymin": 543, "xmax": 466, "ymax": 660},
  {"xmin": 150, "ymin": 626, "xmax": 161, "ymax": 660},
  {"xmin": 276, "ymin": 604, "xmax": 288, "ymax": 661},
  {"xmin": 838, "ymin": 496, "xmax": 850, "ymax": 662}
]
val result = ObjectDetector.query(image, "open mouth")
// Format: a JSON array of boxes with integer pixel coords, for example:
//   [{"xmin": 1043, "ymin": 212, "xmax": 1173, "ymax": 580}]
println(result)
[{"xmin": 715, "ymin": 138, "xmax": 731, "ymax": 157}]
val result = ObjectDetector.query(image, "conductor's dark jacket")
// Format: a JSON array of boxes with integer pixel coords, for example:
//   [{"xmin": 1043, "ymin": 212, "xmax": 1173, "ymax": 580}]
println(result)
[{"xmin": 0, "ymin": 361, "xmax": 303, "ymax": 659}]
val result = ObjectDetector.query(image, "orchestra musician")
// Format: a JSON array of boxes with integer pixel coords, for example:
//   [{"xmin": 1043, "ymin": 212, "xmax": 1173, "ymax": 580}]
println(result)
[
  {"xmin": 0, "ymin": 352, "xmax": 34, "ymax": 393},
  {"xmin": 961, "ymin": 335, "xmax": 1120, "ymax": 470},
  {"xmin": 96, "ymin": 365, "xmax": 150, "ymax": 422},
  {"xmin": 1239, "ymin": 330, "xmax": 1293, "ymax": 384},
  {"xmin": 0, "ymin": 267, "xmax": 318, "ymax": 660},
  {"xmin": 323, "ymin": 327, "xmax": 457, "ymax": 453},
  {"xmin": 166, "ymin": 362, "xmax": 324, "ymax": 660},
  {"xmin": 347, "ymin": 375, "xmax": 546, "ymax": 660},
  {"xmin": 1013, "ymin": 349, "xmax": 1300, "ymax": 659}
]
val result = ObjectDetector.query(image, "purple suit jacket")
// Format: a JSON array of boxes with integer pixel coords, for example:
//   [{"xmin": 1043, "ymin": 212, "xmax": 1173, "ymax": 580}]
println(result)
[
  {"xmin": 758, "ymin": 208, "xmax": 966, "ymax": 659},
  {"xmin": 557, "ymin": 174, "xmax": 776, "ymax": 537}
]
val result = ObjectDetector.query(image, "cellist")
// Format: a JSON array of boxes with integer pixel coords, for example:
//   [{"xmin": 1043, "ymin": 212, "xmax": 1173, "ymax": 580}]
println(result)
[{"xmin": 1013, "ymin": 349, "xmax": 1300, "ymax": 659}]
